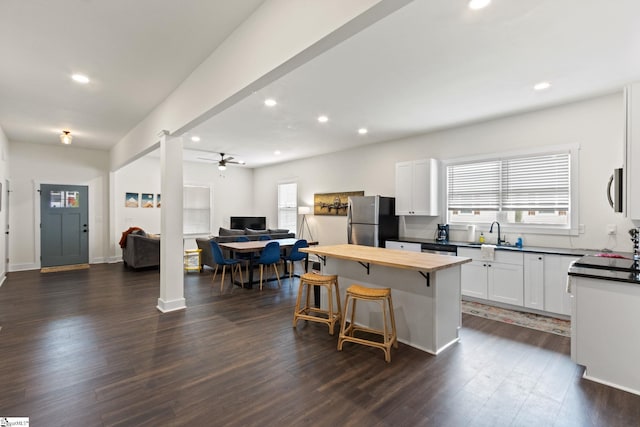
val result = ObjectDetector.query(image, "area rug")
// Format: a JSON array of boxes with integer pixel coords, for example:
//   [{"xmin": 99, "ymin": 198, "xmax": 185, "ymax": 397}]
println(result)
[{"xmin": 461, "ymin": 300, "xmax": 570, "ymax": 337}]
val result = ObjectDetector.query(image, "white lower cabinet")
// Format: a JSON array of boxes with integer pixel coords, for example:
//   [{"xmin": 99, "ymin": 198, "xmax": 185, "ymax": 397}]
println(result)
[
  {"xmin": 488, "ymin": 261, "xmax": 524, "ymax": 306},
  {"xmin": 460, "ymin": 259, "xmax": 488, "ymax": 299},
  {"xmin": 544, "ymin": 255, "xmax": 580, "ymax": 316},
  {"xmin": 460, "ymin": 247, "xmax": 577, "ymax": 317},
  {"xmin": 524, "ymin": 253, "xmax": 545, "ymax": 310},
  {"xmin": 459, "ymin": 247, "xmax": 524, "ymax": 305}
]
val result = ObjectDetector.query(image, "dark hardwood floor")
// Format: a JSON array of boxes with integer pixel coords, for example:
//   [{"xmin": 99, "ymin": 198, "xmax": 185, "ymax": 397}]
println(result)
[{"xmin": 0, "ymin": 264, "xmax": 639, "ymax": 426}]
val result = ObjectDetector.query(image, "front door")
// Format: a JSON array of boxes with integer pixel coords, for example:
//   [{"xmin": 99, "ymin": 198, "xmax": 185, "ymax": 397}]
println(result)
[{"xmin": 40, "ymin": 184, "xmax": 89, "ymax": 267}]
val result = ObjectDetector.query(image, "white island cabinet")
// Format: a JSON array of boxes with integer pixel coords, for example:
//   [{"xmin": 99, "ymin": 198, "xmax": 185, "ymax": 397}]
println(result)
[
  {"xmin": 570, "ymin": 274, "xmax": 640, "ymax": 395},
  {"xmin": 302, "ymin": 244, "xmax": 471, "ymax": 355}
]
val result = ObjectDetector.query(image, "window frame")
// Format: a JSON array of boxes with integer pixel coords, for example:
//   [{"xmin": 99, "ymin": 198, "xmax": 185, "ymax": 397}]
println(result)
[
  {"xmin": 277, "ymin": 181, "xmax": 298, "ymax": 233},
  {"xmin": 442, "ymin": 144, "xmax": 580, "ymax": 236},
  {"xmin": 183, "ymin": 184, "xmax": 213, "ymax": 236}
]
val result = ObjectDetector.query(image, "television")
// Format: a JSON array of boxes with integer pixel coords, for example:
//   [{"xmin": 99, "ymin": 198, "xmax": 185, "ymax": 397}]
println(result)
[{"xmin": 230, "ymin": 216, "xmax": 266, "ymax": 230}]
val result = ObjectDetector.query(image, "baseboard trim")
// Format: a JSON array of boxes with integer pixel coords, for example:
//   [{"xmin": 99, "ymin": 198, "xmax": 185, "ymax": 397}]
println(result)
[
  {"xmin": 157, "ymin": 298, "xmax": 186, "ymax": 313},
  {"xmin": 9, "ymin": 263, "xmax": 39, "ymax": 272}
]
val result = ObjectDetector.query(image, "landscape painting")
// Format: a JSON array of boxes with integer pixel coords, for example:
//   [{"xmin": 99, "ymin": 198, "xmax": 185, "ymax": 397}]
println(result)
[
  {"xmin": 141, "ymin": 193, "xmax": 154, "ymax": 208},
  {"xmin": 125, "ymin": 192, "xmax": 139, "ymax": 208},
  {"xmin": 314, "ymin": 191, "xmax": 364, "ymax": 216}
]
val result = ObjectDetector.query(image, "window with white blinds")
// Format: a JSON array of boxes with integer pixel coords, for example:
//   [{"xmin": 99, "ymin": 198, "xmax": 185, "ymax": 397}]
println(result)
[
  {"xmin": 446, "ymin": 149, "xmax": 573, "ymax": 228},
  {"xmin": 447, "ymin": 160, "xmax": 501, "ymax": 210},
  {"xmin": 183, "ymin": 185, "xmax": 212, "ymax": 235},
  {"xmin": 277, "ymin": 182, "xmax": 297, "ymax": 233},
  {"xmin": 502, "ymin": 153, "xmax": 570, "ymax": 211}
]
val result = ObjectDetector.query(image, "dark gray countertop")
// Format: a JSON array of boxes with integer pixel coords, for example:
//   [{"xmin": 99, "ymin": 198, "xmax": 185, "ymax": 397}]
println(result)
[
  {"xmin": 568, "ymin": 265, "xmax": 640, "ymax": 285},
  {"xmin": 389, "ymin": 237, "xmax": 600, "ymax": 257}
]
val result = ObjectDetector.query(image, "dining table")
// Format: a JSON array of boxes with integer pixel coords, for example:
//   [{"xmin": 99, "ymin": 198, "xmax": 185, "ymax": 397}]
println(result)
[{"xmin": 219, "ymin": 238, "xmax": 317, "ymax": 288}]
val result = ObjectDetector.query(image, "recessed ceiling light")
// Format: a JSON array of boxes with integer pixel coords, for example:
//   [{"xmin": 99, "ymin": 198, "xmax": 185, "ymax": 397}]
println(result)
[
  {"xmin": 533, "ymin": 81, "xmax": 552, "ymax": 91},
  {"xmin": 191, "ymin": 136, "xmax": 200, "ymax": 142},
  {"xmin": 317, "ymin": 115, "xmax": 328, "ymax": 123},
  {"xmin": 264, "ymin": 98, "xmax": 277, "ymax": 107},
  {"xmin": 59, "ymin": 130, "xmax": 72, "ymax": 145},
  {"xmin": 468, "ymin": 0, "xmax": 491, "ymax": 10},
  {"xmin": 274, "ymin": 150, "xmax": 281, "ymax": 155},
  {"xmin": 72, "ymin": 74, "xmax": 90, "ymax": 84},
  {"xmin": 358, "ymin": 128, "xmax": 368, "ymax": 135}
]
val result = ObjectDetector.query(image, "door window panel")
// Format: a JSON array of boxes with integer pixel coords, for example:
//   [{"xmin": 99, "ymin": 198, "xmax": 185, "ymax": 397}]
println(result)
[{"xmin": 50, "ymin": 191, "xmax": 80, "ymax": 208}]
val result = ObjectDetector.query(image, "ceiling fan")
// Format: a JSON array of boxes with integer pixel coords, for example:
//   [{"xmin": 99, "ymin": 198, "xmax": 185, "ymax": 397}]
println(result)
[{"xmin": 197, "ymin": 152, "xmax": 245, "ymax": 170}]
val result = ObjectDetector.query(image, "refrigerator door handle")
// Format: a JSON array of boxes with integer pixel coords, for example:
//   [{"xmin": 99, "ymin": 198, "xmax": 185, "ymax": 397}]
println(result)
[{"xmin": 347, "ymin": 203, "xmax": 353, "ymax": 244}]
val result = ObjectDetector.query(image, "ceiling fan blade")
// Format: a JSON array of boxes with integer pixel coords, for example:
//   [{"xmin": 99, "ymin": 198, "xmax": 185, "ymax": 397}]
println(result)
[{"xmin": 224, "ymin": 156, "xmax": 234, "ymax": 162}]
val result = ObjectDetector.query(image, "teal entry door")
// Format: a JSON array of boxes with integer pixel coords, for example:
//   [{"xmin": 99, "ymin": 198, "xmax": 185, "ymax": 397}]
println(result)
[{"xmin": 40, "ymin": 184, "xmax": 89, "ymax": 267}]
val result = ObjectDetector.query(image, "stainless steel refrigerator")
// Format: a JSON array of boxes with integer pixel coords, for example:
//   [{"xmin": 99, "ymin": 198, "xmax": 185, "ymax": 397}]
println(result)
[{"xmin": 347, "ymin": 196, "xmax": 399, "ymax": 247}]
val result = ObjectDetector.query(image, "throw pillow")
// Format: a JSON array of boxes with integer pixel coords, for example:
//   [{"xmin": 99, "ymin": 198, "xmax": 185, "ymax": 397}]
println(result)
[
  {"xmin": 245, "ymin": 228, "xmax": 269, "ymax": 235},
  {"xmin": 131, "ymin": 229, "xmax": 147, "ymax": 237},
  {"xmin": 219, "ymin": 227, "xmax": 245, "ymax": 236},
  {"xmin": 268, "ymin": 228, "xmax": 289, "ymax": 234}
]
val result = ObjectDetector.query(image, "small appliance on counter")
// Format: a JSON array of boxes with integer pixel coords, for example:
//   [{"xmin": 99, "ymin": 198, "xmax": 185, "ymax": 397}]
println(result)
[{"xmin": 436, "ymin": 224, "xmax": 449, "ymax": 242}]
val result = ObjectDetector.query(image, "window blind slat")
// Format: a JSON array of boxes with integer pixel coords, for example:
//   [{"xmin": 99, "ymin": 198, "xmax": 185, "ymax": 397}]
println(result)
[
  {"xmin": 448, "ymin": 160, "xmax": 501, "ymax": 210},
  {"xmin": 502, "ymin": 153, "xmax": 569, "ymax": 211},
  {"xmin": 447, "ymin": 152, "xmax": 570, "ymax": 213}
]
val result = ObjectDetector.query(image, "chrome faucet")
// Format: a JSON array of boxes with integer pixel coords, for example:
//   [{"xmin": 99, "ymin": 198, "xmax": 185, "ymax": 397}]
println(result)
[{"xmin": 489, "ymin": 221, "xmax": 504, "ymax": 245}]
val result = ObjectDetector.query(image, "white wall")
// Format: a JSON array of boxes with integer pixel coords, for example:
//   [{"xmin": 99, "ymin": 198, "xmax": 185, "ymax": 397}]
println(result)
[
  {"xmin": 113, "ymin": 154, "xmax": 255, "ymax": 254},
  {"xmin": 254, "ymin": 92, "xmax": 636, "ymax": 253},
  {"xmin": 8, "ymin": 141, "xmax": 110, "ymax": 271},
  {"xmin": 0, "ymin": 126, "xmax": 9, "ymax": 284}
]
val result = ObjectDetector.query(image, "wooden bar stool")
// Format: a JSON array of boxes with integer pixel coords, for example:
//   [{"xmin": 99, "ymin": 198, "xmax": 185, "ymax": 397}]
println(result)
[
  {"xmin": 292, "ymin": 273, "xmax": 341, "ymax": 335},
  {"xmin": 338, "ymin": 284, "xmax": 398, "ymax": 363}
]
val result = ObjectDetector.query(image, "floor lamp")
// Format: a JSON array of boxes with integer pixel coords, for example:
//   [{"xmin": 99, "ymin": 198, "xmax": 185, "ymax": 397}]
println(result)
[{"xmin": 298, "ymin": 206, "xmax": 313, "ymax": 241}]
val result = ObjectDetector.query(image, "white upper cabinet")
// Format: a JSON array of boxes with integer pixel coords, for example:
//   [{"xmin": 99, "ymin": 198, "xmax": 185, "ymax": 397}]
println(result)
[
  {"xmin": 395, "ymin": 158, "xmax": 439, "ymax": 216},
  {"xmin": 626, "ymin": 82, "xmax": 640, "ymax": 222}
]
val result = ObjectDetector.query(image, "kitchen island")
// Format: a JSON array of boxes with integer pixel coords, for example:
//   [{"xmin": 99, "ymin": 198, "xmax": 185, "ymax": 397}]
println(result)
[
  {"xmin": 301, "ymin": 244, "xmax": 471, "ymax": 355},
  {"xmin": 569, "ymin": 260, "xmax": 640, "ymax": 396}
]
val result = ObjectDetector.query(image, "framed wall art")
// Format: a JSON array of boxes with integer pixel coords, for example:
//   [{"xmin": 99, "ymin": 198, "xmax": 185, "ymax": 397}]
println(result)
[{"xmin": 314, "ymin": 191, "xmax": 364, "ymax": 216}]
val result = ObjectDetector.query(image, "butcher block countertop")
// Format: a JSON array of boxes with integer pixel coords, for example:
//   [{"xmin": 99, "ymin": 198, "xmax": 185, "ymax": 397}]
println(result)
[{"xmin": 301, "ymin": 244, "xmax": 471, "ymax": 273}]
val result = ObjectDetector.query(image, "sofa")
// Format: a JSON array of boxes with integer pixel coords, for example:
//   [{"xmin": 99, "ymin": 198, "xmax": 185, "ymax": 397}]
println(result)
[
  {"xmin": 122, "ymin": 230, "xmax": 161, "ymax": 269},
  {"xmin": 196, "ymin": 227, "xmax": 295, "ymax": 270}
]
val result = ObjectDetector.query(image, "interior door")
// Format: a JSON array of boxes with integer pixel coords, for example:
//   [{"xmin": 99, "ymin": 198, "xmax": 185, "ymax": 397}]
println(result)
[{"xmin": 40, "ymin": 184, "xmax": 88, "ymax": 267}]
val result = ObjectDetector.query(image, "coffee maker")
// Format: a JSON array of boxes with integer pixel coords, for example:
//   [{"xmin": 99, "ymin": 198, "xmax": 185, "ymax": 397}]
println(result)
[{"xmin": 436, "ymin": 224, "xmax": 449, "ymax": 242}]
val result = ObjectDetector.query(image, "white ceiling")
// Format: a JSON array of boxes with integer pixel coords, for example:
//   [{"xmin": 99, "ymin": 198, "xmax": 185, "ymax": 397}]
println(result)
[
  {"xmin": 0, "ymin": 0, "xmax": 265, "ymax": 149},
  {"xmin": 3, "ymin": 1, "xmax": 640, "ymax": 169}
]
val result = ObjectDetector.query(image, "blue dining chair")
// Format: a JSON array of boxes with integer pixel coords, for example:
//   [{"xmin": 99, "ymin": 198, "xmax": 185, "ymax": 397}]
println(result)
[
  {"xmin": 210, "ymin": 240, "xmax": 244, "ymax": 293},
  {"xmin": 283, "ymin": 239, "xmax": 309, "ymax": 283},
  {"xmin": 258, "ymin": 235, "xmax": 272, "ymax": 241},
  {"xmin": 235, "ymin": 235, "xmax": 253, "ymax": 278},
  {"xmin": 257, "ymin": 241, "xmax": 281, "ymax": 290}
]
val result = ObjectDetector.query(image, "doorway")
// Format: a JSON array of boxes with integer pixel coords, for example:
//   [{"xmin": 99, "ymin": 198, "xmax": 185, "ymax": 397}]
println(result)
[{"xmin": 40, "ymin": 184, "xmax": 89, "ymax": 269}]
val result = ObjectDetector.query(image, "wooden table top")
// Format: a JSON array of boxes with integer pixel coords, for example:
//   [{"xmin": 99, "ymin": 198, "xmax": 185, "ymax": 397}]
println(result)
[
  {"xmin": 300, "ymin": 244, "xmax": 471, "ymax": 273},
  {"xmin": 219, "ymin": 238, "xmax": 317, "ymax": 253}
]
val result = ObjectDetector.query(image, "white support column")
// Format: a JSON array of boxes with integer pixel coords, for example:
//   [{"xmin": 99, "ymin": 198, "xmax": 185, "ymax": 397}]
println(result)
[{"xmin": 157, "ymin": 130, "xmax": 186, "ymax": 312}]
